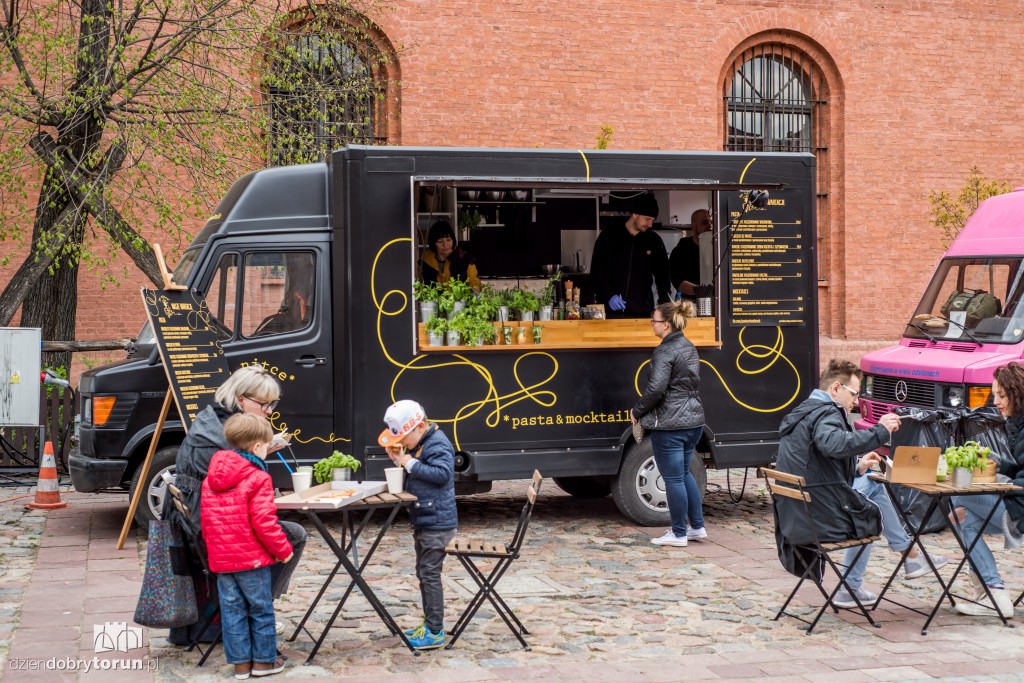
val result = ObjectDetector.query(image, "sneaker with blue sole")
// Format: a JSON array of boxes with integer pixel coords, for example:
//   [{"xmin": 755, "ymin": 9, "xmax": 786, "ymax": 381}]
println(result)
[{"xmin": 407, "ymin": 625, "xmax": 445, "ymax": 650}]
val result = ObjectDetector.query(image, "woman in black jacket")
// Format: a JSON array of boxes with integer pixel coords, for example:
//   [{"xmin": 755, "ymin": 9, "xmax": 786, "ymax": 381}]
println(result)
[{"xmin": 632, "ymin": 300, "xmax": 707, "ymax": 547}]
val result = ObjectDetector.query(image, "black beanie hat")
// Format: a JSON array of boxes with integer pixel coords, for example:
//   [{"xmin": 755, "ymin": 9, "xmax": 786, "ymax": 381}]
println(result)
[{"xmin": 631, "ymin": 193, "xmax": 659, "ymax": 219}]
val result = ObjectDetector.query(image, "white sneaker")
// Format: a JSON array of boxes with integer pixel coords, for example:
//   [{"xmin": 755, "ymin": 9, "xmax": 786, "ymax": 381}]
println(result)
[
  {"xmin": 686, "ymin": 525, "xmax": 708, "ymax": 541},
  {"xmin": 275, "ymin": 620, "xmax": 285, "ymax": 636},
  {"xmin": 651, "ymin": 530, "xmax": 687, "ymax": 547},
  {"xmin": 954, "ymin": 587, "xmax": 1014, "ymax": 618},
  {"xmin": 1002, "ymin": 511, "xmax": 1024, "ymax": 550},
  {"xmin": 904, "ymin": 552, "xmax": 948, "ymax": 579},
  {"xmin": 833, "ymin": 587, "xmax": 877, "ymax": 609}
]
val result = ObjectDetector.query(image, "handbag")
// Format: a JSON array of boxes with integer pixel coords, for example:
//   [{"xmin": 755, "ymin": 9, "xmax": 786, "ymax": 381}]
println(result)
[
  {"xmin": 134, "ymin": 520, "xmax": 199, "ymax": 628},
  {"xmin": 632, "ymin": 420, "xmax": 644, "ymax": 444}
]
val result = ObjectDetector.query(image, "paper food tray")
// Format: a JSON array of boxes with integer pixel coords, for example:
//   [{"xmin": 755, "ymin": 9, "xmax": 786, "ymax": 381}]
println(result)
[{"xmin": 276, "ymin": 481, "xmax": 387, "ymax": 510}]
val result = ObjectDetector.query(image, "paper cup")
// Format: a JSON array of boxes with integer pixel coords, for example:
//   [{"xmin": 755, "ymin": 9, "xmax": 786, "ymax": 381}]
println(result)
[
  {"xmin": 291, "ymin": 470, "xmax": 312, "ymax": 494},
  {"xmin": 384, "ymin": 467, "xmax": 405, "ymax": 494}
]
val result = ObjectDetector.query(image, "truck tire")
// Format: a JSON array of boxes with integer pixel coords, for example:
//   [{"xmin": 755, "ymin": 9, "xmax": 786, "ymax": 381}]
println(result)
[
  {"xmin": 552, "ymin": 476, "xmax": 612, "ymax": 498},
  {"xmin": 612, "ymin": 441, "xmax": 707, "ymax": 526},
  {"xmin": 129, "ymin": 446, "xmax": 178, "ymax": 527}
]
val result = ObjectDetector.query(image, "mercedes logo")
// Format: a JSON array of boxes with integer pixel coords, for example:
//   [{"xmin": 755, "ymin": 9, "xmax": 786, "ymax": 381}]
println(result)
[{"xmin": 895, "ymin": 380, "xmax": 909, "ymax": 403}]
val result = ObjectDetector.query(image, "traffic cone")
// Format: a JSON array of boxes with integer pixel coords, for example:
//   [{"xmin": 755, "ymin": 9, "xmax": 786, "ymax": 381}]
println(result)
[{"xmin": 25, "ymin": 442, "xmax": 68, "ymax": 510}]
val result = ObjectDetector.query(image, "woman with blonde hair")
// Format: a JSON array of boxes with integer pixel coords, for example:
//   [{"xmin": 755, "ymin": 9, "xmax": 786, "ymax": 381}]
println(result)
[{"xmin": 632, "ymin": 299, "xmax": 707, "ymax": 547}]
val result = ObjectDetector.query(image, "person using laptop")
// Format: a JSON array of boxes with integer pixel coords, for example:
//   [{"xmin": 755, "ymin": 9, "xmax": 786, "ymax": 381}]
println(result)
[{"xmin": 776, "ymin": 359, "xmax": 949, "ymax": 608}]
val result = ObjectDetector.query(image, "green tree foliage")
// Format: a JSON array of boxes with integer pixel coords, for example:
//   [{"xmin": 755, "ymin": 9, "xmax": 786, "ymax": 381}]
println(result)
[
  {"xmin": 928, "ymin": 166, "xmax": 1011, "ymax": 247},
  {"xmin": 595, "ymin": 124, "xmax": 614, "ymax": 150},
  {"xmin": 0, "ymin": 0, "xmax": 396, "ymax": 365}
]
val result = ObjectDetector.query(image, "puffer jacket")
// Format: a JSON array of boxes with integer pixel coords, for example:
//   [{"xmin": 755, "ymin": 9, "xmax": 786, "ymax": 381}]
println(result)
[
  {"xmin": 774, "ymin": 392, "xmax": 889, "ymax": 545},
  {"xmin": 404, "ymin": 424, "xmax": 458, "ymax": 530},
  {"xmin": 168, "ymin": 403, "xmax": 234, "ymax": 535},
  {"xmin": 632, "ymin": 331, "xmax": 704, "ymax": 431},
  {"xmin": 201, "ymin": 450, "xmax": 292, "ymax": 573}
]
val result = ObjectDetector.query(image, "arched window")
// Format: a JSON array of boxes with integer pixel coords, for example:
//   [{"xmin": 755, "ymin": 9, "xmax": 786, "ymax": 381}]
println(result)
[
  {"xmin": 723, "ymin": 44, "xmax": 830, "ymax": 282},
  {"xmin": 265, "ymin": 24, "xmax": 390, "ymax": 166}
]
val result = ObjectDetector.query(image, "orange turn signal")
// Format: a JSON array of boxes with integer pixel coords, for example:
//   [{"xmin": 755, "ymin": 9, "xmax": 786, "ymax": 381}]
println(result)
[
  {"xmin": 92, "ymin": 396, "xmax": 117, "ymax": 426},
  {"xmin": 968, "ymin": 386, "xmax": 992, "ymax": 409}
]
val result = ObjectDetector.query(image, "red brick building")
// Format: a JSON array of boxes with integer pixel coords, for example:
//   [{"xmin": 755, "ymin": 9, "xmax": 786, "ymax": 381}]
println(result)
[{"xmin": 5, "ymin": 0, "xmax": 1024, "ymax": 380}]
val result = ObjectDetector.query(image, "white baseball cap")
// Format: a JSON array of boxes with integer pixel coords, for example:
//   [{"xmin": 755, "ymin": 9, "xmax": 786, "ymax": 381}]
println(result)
[{"xmin": 378, "ymin": 400, "xmax": 426, "ymax": 447}]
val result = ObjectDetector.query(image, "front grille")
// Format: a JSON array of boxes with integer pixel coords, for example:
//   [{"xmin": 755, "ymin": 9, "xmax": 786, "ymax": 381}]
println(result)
[
  {"xmin": 906, "ymin": 340, "xmax": 978, "ymax": 353},
  {"xmin": 869, "ymin": 375, "xmax": 936, "ymax": 408}
]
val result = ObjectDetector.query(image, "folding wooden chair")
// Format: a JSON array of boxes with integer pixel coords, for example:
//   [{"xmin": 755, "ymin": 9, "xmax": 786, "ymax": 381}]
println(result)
[
  {"xmin": 760, "ymin": 467, "xmax": 881, "ymax": 634},
  {"xmin": 167, "ymin": 483, "xmax": 221, "ymax": 666},
  {"xmin": 444, "ymin": 470, "xmax": 542, "ymax": 650}
]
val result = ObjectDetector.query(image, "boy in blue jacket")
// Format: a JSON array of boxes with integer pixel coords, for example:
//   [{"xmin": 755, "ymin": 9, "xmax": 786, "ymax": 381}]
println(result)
[{"xmin": 378, "ymin": 400, "xmax": 457, "ymax": 650}]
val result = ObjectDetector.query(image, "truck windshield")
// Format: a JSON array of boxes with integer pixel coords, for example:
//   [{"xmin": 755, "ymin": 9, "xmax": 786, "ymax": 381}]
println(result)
[
  {"xmin": 135, "ymin": 249, "xmax": 202, "ymax": 345},
  {"xmin": 907, "ymin": 256, "xmax": 1024, "ymax": 344}
]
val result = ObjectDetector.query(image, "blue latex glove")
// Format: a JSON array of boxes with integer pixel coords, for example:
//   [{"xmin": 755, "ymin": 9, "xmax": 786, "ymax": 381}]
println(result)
[{"xmin": 608, "ymin": 294, "xmax": 627, "ymax": 312}]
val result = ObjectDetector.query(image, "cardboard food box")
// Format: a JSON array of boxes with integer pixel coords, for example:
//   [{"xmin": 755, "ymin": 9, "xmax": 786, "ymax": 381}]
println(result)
[
  {"xmin": 885, "ymin": 446, "xmax": 942, "ymax": 485},
  {"xmin": 275, "ymin": 481, "xmax": 387, "ymax": 510}
]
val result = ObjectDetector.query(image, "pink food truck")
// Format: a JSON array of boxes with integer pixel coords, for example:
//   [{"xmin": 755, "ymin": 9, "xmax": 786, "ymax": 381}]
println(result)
[{"xmin": 856, "ymin": 187, "xmax": 1024, "ymax": 429}]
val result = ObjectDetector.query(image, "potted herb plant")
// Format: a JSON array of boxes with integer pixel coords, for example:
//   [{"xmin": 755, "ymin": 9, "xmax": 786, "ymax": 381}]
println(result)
[
  {"xmin": 446, "ymin": 310, "xmax": 470, "ymax": 346},
  {"xmin": 942, "ymin": 441, "xmax": 990, "ymax": 488},
  {"xmin": 512, "ymin": 288, "xmax": 540, "ymax": 322},
  {"xmin": 313, "ymin": 451, "xmax": 361, "ymax": 485},
  {"xmin": 493, "ymin": 288, "xmax": 514, "ymax": 323},
  {"xmin": 463, "ymin": 311, "xmax": 496, "ymax": 346},
  {"xmin": 425, "ymin": 315, "xmax": 447, "ymax": 346},
  {"xmin": 413, "ymin": 280, "xmax": 440, "ymax": 321},
  {"xmin": 438, "ymin": 277, "xmax": 474, "ymax": 318},
  {"xmin": 537, "ymin": 270, "xmax": 562, "ymax": 321}
]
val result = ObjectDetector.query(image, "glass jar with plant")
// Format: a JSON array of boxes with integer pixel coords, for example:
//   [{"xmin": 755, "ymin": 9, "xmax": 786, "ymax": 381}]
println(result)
[
  {"xmin": 313, "ymin": 451, "xmax": 361, "ymax": 486},
  {"xmin": 438, "ymin": 277, "xmax": 474, "ymax": 318},
  {"xmin": 413, "ymin": 280, "xmax": 440, "ymax": 321},
  {"xmin": 512, "ymin": 288, "xmax": 540, "ymax": 322},
  {"xmin": 425, "ymin": 315, "xmax": 448, "ymax": 346}
]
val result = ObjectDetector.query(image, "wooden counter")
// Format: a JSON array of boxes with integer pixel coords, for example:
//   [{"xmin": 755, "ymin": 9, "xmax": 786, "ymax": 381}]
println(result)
[{"xmin": 417, "ymin": 317, "xmax": 719, "ymax": 352}]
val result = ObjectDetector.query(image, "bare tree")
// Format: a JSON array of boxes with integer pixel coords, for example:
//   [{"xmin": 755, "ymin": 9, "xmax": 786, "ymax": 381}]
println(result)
[{"xmin": 1, "ymin": 0, "xmax": 396, "ymax": 368}]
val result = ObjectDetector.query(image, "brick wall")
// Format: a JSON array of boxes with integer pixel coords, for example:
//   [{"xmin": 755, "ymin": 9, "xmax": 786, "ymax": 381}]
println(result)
[{"xmin": 4, "ymin": 0, "xmax": 1024, "ymax": 383}]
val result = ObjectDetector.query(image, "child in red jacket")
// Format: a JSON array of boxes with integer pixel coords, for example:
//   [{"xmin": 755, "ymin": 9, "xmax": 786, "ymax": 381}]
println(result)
[{"xmin": 202, "ymin": 413, "xmax": 293, "ymax": 680}]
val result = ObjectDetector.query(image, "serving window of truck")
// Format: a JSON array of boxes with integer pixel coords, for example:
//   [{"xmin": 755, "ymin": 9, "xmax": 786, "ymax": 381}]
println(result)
[{"xmin": 407, "ymin": 179, "xmax": 811, "ymax": 353}]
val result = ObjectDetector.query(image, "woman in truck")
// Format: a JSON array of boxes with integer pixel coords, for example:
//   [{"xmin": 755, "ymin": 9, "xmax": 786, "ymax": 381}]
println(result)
[
  {"xmin": 631, "ymin": 299, "xmax": 708, "ymax": 547},
  {"xmin": 949, "ymin": 361, "xmax": 1024, "ymax": 618},
  {"xmin": 419, "ymin": 219, "xmax": 481, "ymax": 291},
  {"xmin": 167, "ymin": 365, "xmax": 307, "ymax": 645}
]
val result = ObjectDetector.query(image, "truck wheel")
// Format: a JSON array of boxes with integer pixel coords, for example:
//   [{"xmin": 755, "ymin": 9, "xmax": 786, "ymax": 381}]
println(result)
[
  {"xmin": 129, "ymin": 446, "xmax": 178, "ymax": 527},
  {"xmin": 612, "ymin": 441, "xmax": 707, "ymax": 526},
  {"xmin": 552, "ymin": 476, "xmax": 612, "ymax": 498}
]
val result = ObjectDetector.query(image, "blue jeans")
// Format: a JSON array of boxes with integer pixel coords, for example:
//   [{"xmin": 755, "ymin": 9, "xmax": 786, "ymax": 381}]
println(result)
[
  {"xmin": 217, "ymin": 567, "xmax": 277, "ymax": 665},
  {"xmin": 842, "ymin": 475, "xmax": 912, "ymax": 590},
  {"xmin": 650, "ymin": 427, "xmax": 704, "ymax": 537},
  {"xmin": 950, "ymin": 493, "xmax": 1005, "ymax": 587}
]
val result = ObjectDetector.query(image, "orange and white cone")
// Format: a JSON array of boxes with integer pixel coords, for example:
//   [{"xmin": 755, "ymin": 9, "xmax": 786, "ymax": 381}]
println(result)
[{"xmin": 25, "ymin": 441, "xmax": 68, "ymax": 510}]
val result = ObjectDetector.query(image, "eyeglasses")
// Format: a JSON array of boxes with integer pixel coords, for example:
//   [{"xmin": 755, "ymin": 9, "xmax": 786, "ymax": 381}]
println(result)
[
  {"xmin": 243, "ymin": 396, "xmax": 279, "ymax": 412},
  {"xmin": 839, "ymin": 383, "xmax": 860, "ymax": 399},
  {"xmin": 650, "ymin": 318, "xmax": 668, "ymax": 325}
]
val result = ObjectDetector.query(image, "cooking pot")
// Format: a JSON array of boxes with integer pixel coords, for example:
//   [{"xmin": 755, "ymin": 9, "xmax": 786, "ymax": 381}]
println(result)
[
  {"xmin": 540, "ymin": 264, "xmax": 562, "ymax": 276},
  {"xmin": 458, "ymin": 189, "xmax": 480, "ymax": 201},
  {"xmin": 483, "ymin": 190, "xmax": 504, "ymax": 201}
]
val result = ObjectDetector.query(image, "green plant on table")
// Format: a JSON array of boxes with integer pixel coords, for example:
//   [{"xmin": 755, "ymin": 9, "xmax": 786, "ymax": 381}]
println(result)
[
  {"xmin": 413, "ymin": 279, "xmax": 440, "ymax": 303},
  {"xmin": 313, "ymin": 451, "xmax": 361, "ymax": 484},
  {"xmin": 539, "ymin": 270, "xmax": 563, "ymax": 306},
  {"xmin": 511, "ymin": 287, "xmax": 539, "ymax": 314},
  {"xmin": 425, "ymin": 315, "xmax": 448, "ymax": 336},
  {"xmin": 438, "ymin": 277, "xmax": 475, "ymax": 316},
  {"xmin": 941, "ymin": 441, "xmax": 991, "ymax": 472}
]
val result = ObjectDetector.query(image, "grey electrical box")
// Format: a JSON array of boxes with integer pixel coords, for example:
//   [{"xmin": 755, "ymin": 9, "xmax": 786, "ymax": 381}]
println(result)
[{"xmin": 0, "ymin": 327, "xmax": 41, "ymax": 427}]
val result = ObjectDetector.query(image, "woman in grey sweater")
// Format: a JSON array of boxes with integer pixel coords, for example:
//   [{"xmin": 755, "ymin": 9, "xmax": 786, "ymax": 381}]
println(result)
[{"xmin": 632, "ymin": 300, "xmax": 707, "ymax": 547}]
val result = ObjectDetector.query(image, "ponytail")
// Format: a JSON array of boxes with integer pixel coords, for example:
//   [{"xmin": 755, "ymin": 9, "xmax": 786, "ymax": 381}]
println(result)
[{"xmin": 655, "ymin": 300, "xmax": 695, "ymax": 332}]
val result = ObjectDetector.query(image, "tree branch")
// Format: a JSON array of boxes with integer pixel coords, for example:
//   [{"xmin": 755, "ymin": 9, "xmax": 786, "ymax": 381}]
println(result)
[{"xmin": 29, "ymin": 132, "xmax": 163, "ymax": 286}]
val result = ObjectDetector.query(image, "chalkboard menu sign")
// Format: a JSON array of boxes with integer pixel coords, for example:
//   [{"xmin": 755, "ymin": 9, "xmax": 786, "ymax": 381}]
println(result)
[
  {"xmin": 142, "ymin": 288, "xmax": 230, "ymax": 429},
  {"xmin": 726, "ymin": 189, "xmax": 809, "ymax": 327}
]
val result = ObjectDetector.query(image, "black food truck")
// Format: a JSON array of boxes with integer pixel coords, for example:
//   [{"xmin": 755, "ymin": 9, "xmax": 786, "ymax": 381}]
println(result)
[{"xmin": 69, "ymin": 146, "xmax": 819, "ymax": 526}]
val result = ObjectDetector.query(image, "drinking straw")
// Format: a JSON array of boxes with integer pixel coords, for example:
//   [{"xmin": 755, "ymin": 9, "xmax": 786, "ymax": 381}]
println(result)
[{"xmin": 275, "ymin": 450, "xmax": 294, "ymax": 474}]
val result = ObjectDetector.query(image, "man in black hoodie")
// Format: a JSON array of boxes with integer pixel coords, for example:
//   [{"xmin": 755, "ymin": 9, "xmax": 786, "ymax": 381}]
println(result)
[{"xmin": 775, "ymin": 359, "xmax": 947, "ymax": 608}]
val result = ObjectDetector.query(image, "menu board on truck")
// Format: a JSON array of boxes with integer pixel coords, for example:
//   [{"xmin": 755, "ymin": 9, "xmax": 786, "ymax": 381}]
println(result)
[
  {"xmin": 726, "ymin": 189, "xmax": 809, "ymax": 327},
  {"xmin": 141, "ymin": 288, "xmax": 230, "ymax": 429}
]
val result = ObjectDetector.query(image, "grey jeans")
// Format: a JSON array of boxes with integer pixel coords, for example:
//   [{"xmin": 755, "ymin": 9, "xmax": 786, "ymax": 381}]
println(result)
[{"xmin": 414, "ymin": 526, "xmax": 457, "ymax": 631}]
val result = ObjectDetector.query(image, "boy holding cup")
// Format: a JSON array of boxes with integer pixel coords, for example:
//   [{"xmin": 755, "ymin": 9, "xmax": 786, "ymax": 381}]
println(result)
[{"xmin": 378, "ymin": 400, "xmax": 457, "ymax": 650}]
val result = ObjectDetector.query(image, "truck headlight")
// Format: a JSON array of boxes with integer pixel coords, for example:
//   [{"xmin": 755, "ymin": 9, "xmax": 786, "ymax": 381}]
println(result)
[
  {"xmin": 945, "ymin": 386, "xmax": 964, "ymax": 408},
  {"xmin": 863, "ymin": 376, "xmax": 873, "ymax": 398}
]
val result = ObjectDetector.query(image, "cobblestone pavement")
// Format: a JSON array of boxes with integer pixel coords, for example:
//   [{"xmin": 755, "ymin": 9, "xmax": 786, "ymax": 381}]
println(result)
[{"xmin": 3, "ymin": 471, "xmax": 1024, "ymax": 682}]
